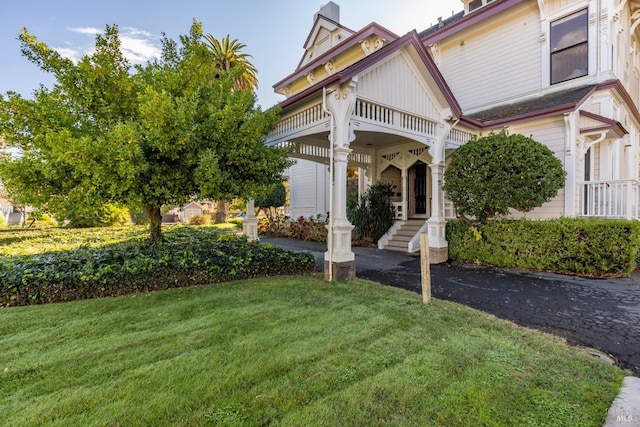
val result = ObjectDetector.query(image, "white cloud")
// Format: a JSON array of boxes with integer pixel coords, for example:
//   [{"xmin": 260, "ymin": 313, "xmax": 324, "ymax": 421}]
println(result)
[
  {"xmin": 122, "ymin": 27, "xmax": 154, "ymax": 38},
  {"xmin": 53, "ymin": 26, "xmax": 161, "ymax": 65},
  {"xmin": 53, "ymin": 46, "xmax": 86, "ymax": 63},
  {"xmin": 120, "ymin": 33, "xmax": 161, "ymax": 64},
  {"xmin": 67, "ymin": 26, "xmax": 102, "ymax": 36}
]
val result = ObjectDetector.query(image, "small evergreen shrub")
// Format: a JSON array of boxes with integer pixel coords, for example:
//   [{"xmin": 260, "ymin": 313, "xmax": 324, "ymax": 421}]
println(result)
[
  {"xmin": 447, "ymin": 218, "xmax": 640, "ymax": 277},
  {"xmin": 347, "ymin": 182, "xmax": 395, "ymax": 242},
  {"xmin": 65, "ymin": 203, "xmax": 130, "ymax": 228},
  {"xmin": 443, "ymin": 130, "xmax": 565, "ymax": 223},
  {"xmin": 31, "ymin": 214, "xmax": 58, "ymax": 228},
  {"xmin": 188, "ymin": 214, "xmax": 211, "ymax": 226},
  {"xmin": 255, "ymin": 182, "xmax": 286, "ymax": 220},
  {"xmin": 0, "ymin": 226, "xmax": 316, "ymax": 307},
  {"xmin": 130, "ymin": 211, "xmax": 150, "ymax": 225},
  {"xmin": 228, "ymin": 217, "xmax": 243, "ymax": 227}
]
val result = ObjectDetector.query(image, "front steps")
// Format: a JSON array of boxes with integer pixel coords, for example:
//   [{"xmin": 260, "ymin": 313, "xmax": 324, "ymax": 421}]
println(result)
[{"xmin": 381, "ymin": 219, "xmax": 425, "ymax": 252}]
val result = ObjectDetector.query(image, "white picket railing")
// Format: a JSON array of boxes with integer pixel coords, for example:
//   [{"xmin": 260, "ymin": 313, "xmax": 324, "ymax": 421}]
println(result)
[
  {"xmin": 578, "ymin": 180, "xmax": 640, "ymax": 220},
  {"xmin": 268, "ymin": 103, "xmax": 328, "ymax": 141},
  {"xmin": 353, "ymin": 99, "xmax": 439, "ymax": 138},
  {"xmin": 269, "ymin": 98, "xmax": 470, "ymax": 147}
]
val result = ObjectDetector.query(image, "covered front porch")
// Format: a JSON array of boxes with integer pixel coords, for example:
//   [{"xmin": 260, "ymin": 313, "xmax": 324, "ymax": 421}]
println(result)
[
  {"xmin": 572, "ymin": 109, "xmax": 640, "ymax": 220},
  {"xmin": 264, "ymin": 81, "xmax": 470, "ymax": 279},
  {"xmin": 259, "ymin": 16, "xmax": 473, "ymax": 279}
]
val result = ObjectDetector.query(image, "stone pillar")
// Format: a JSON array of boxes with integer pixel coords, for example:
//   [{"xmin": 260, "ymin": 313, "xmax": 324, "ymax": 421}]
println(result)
[
  {"xmin": 243, "ymin": 198, "xmax": 259, "ymax": 242},
  {"xmin": 324, "ymin": 79, "xmax": 357, "ymax": 280}
]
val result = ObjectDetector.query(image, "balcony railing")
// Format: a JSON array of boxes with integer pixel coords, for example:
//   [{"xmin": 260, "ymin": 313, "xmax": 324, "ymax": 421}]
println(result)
[{"xmin": 578, "ymin": 179, "xmax": 640, "ymax": 220}]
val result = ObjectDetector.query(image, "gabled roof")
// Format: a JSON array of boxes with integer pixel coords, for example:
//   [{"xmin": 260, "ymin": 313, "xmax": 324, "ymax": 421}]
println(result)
[
  {"xmin": 278, "ymin": 30, "xmax": 462, "ymax": 117},
  {"xmin": 298, "ymin": 13, "xmax": 355, "ymax": 69},
  {"xmin": 273, "ymin": 22, "xmax": 400, "ymax": 94},
  {"xmin": 182, "ymin": 201, "xmax": 204, "ymax": 210}
]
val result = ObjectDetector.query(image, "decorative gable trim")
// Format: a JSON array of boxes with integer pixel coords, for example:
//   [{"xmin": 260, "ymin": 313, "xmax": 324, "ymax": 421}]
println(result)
[
  {"xmin": 273, "ymin": 22, "xmax": 400, "ymax": 93},
  {"xmin": 278, "ymin": 31, "xmax": 463, "ymax": 119},
  {"xmin": 302, "ymin": 13, "xmax": 354, "ymax": 52}
]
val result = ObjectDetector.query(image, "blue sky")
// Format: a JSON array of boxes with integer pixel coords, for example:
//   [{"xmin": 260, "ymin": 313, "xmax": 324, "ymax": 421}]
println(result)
[{"xmin": 0, "ymin": 0, "xmax": 462, "ymax": 108}]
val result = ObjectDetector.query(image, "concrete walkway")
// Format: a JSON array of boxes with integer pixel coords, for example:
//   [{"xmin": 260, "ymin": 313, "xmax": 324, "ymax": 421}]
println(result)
[{"xmin": 261, "ymin": 237, "xmax": 640, "ymax": 425}]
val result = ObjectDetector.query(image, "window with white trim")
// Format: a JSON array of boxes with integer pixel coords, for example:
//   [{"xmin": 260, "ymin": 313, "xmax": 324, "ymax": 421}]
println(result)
[
  {"xmin": 465, "ymin": 0, "xmax": 494, "ymax": 13},
  {"xmin": 550, "ymin": 9, "xmax": 588, "ymax": 84}
]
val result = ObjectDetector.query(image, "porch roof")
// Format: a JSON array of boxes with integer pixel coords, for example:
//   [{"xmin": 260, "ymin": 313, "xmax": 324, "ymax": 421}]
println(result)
[
  {"xmin": 461, "ymin": 79, "xmax": 640, "ymax": 130},
  {"xmin": 465, "ymin": 84, "xmax": 598, "ymax": 126}
]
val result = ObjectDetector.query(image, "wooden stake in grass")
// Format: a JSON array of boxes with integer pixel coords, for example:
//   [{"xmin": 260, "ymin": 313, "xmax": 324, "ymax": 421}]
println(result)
[{"xmin": 420, "ymin": 233, "xmax": 431, "ymax": 304}]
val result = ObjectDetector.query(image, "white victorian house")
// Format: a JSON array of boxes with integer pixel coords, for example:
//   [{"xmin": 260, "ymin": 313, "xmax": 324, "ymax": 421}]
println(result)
[{"xmin": 252, "ymin": 0, "xmax": 640, "ymax": 280}]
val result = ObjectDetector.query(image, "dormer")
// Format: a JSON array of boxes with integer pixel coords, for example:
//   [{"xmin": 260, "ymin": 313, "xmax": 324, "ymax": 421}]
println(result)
[
  {"xmin": 300, "ymin": 2, "xmax": 355, "ymax": 67},
  {"xmin": 464, "ymin": 0, "xmax": 495, "ymax": 14}
]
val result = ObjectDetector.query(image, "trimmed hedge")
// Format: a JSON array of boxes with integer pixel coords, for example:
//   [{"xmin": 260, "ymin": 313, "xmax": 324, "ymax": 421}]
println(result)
[
  {"xmin": 0, "ymin": 227, "xmax": 316, "ymax": 307},
  {"xmin": 446, "ymin": 218, "xmax": 640, "ymax": 278}
]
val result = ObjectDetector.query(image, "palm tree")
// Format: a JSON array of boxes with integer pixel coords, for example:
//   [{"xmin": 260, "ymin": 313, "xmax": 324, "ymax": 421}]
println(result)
[
  {"xmin": 203, "ymin": 34, "xmax": 258, "ymax": 91},
  {"xmin": 203, "ymin": 34, "xmax": 259, "ymax": 223}
]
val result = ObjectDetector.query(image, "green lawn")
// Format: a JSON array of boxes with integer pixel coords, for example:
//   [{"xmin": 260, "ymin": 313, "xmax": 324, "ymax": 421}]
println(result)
[{"xmin": 0, "ymin": 275, "xmax": 623, "ymax": 426}]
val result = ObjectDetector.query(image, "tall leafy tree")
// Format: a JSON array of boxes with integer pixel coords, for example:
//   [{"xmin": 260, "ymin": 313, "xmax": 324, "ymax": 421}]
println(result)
[
  {"xmin": 0, "ymin": 21, "xmax": 291, "ymax": 241},
  {"xmin": 204, "ymin": 33, "xmax": 260, "ymax": 222}
]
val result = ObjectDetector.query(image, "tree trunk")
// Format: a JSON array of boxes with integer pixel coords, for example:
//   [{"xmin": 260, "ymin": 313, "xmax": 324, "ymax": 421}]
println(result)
[
  {"xmin": 144, "ymin": 204, "xmax": 164, "ymax": 242},
  {"xmin": 214, "ymin": 200, "xmax": 227, "ymax": 223}
]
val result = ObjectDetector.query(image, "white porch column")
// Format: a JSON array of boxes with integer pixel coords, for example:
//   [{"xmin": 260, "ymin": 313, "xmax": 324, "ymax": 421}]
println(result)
[
  {"xmin": 427, "ymin": 162, "xmax": 447, "ymax": 262},
  {"xmin": 243, "ymin": 198, "xmax": 259, "ymax": 242},
  {"xmin": 625, "ymin": 134, "xmax": 635, "ymax": 220},
  {"xmin": 324, "ymin": 79, "xmax": 357, "ymax": 280},
  {"xmin": 426, "ymin": 119, "xmax": 451, "ymax": 263},
  {"xmin": 563, "ymin": 112, "xmax": 578, "ymax": 217},
  {"xmin": 400, "ymin": 168, "xmax": 408, "ymax": 220}
]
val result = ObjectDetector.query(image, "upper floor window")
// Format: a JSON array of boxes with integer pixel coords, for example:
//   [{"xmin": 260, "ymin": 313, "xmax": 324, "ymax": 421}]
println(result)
[
  {"xmin": 551, "ymin": 9, "xmax": 588, "ymax": 84},
  {"xmin": 466, "ymin": 0, "xmax": 494, "ymax": 13}
]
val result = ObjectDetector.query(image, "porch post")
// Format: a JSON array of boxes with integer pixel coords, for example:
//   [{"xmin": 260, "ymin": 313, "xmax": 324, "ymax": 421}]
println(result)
[
  {"xmin": 243, "ymin": 198, "xmax": 259, "ymax": 242},
  {"xmin": 401, "ymin": 168, "xmax": 408, "ymax": 220},
  {"xmin": 427, "ymin": 162, "xmax": 447, "ymax": 262},
  {"xmin": 563, "ymin": 112, "xmax": 578, "ymax": 217},
  {"xmin": 324, "ymin": 79, "xmax": 357, "ymax": 280},
  {"xmin": 427, "ymin": 120, "xmax": 451, "ymax": 263}
]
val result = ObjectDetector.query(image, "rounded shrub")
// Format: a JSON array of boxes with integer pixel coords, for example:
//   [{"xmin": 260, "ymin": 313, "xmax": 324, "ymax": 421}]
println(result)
[
  {"xmin": 443, "ymin": 130, "xmax": 565, "ymax": 223},
  {"xmin": 188, "ymin": 214, "xmax": 211, "ymax": 226}
]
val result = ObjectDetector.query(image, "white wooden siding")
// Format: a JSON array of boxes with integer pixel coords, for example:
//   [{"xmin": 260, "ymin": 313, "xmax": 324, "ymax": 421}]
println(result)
[
  {"xmin": 288, "ymin": 159, "xmax": 329, "ymax": 218},
  {"xmin": 437, "ymin": 2, "xmax": 542, "ymax": 112},
  {"xmin": 358, "ymin": 52, "xmax": 441, "ymax": 120},
  {"xmin": 508, "ymin": 118, "xmax": 567, "ymax": 219},
  {"xmin": 546, "ymin": 0, "xmax": 587, "ymax": 15}
]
